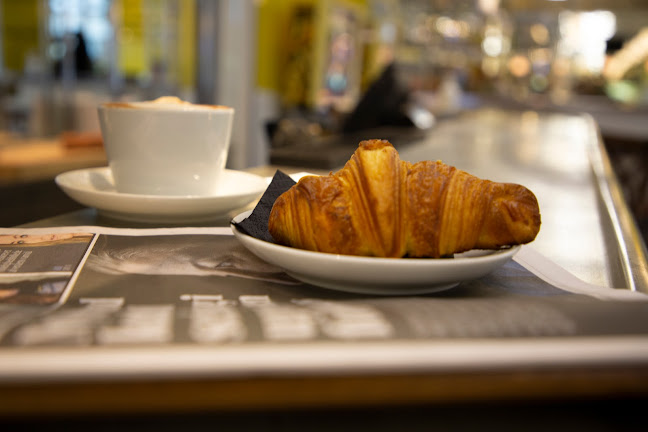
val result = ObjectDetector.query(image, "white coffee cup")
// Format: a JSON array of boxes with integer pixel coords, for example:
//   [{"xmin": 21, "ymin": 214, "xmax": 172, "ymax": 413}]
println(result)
[{"xmin": 97, "ymin": 97, "xmax": 234, "ymax": 196}]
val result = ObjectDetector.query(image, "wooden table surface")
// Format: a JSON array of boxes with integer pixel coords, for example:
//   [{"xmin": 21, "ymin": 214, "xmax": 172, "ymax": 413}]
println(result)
[{"xmin": 0, "ymin": 132, "xmax": 106, "ymax": 185}]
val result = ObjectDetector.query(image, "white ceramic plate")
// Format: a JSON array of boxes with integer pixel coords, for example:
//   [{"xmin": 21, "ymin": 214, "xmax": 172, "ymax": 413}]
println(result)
[
  {"xmin": 231, "ymin": 211, "xmax": 520, "ymax": 295},
  {"xmin": 56, "ymin": 167, "xmax": 267, "ymax": 223}
]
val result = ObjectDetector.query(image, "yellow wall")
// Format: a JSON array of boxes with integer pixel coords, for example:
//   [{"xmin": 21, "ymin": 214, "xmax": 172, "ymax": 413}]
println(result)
[
  {"xmin": 115, "ymin": 0, "xmax": 147, "ymax": 76},
  {"xmin": 1, "ymin": 0, "xmax": 40, "ymax": 72},
  {"xmin": 256, "ymin": 0, "xmax": 315, "ymax": 92},
  {"xmin": 176, "ymin": 0, "xmax": 196, "ymax": 90},
  {"xmin": 113, "ymin": 0, "xmax": 195, "ymax": 89},
  {"xmin": 256, "ymin": 0, "xmax": 368, "ymax": 107}
]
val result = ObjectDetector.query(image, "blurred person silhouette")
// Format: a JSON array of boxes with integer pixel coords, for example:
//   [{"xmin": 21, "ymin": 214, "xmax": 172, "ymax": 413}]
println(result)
[{"xmin": 54, "ymin": 32, "xmax": 93, "ymax": 79}]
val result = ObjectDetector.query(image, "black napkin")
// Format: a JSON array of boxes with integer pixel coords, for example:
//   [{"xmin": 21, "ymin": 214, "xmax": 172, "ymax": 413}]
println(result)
[{"xmin": 232, "ymin": 170, "xmax": 296, "ymax": 242}]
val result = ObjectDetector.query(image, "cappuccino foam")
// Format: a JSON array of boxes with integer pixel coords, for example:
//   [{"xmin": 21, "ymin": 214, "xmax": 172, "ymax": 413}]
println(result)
[{"xmin": 103, "ymin": 96, "xmax": 230, "ymax": 111}]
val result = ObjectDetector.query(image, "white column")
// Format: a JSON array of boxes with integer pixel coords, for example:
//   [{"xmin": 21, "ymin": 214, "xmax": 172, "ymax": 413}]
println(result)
[{"xmin": 216, "ymin": 0, "xmax": 264, "ymax": 169}]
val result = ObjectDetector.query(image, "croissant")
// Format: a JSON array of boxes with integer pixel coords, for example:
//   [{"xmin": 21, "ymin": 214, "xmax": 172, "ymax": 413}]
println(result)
[{"xmin": 268, "ymin": 139, "xmax": 541, "ymax": 258}]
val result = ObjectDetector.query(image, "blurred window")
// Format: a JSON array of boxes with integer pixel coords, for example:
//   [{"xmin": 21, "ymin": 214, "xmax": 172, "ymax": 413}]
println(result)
[{"xmin": 48, "ymin": 0, "xmax": 112, "ymax": 68}]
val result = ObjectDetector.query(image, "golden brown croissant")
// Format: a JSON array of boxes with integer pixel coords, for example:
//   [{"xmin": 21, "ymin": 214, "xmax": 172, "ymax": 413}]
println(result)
[{"xmin": 268, "ymin": 139, "xmax": 541, "ymax": 258}]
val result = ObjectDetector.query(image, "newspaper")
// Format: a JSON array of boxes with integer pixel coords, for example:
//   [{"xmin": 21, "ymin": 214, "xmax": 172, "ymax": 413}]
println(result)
[{"xmin": 1, "ymin": 226, "xmax": 648, "ymax": 382}]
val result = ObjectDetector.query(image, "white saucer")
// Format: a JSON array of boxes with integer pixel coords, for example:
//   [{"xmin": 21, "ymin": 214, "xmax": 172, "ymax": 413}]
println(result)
[
  {"xmin": 231, "ymin": 210, "xmax": 520, "ymax": 295},
  {"xmin": 56, "ymin": 167, "xmax": 267, "ymax": 224}
]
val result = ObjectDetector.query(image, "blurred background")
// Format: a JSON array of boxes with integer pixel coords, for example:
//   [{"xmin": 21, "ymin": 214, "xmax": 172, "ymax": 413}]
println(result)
[{"xmin": 1, "ymin": 0, "xmax": 647, "ymax": 231}]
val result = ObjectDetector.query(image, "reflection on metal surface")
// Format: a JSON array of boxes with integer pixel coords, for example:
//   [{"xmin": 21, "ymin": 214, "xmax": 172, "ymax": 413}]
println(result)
[
  {"xmin": 399, "ymin": 109, "xmax": 648, "ymax": 291},
  {"xmin": 585, "ymin": 115, "xmax": 648, "ymax": 293}
]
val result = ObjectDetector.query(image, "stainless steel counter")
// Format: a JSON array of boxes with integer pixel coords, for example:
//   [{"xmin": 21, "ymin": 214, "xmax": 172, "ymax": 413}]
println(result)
[
  {"xmin": 22, "ymin": 109, "xmax": 648, "ymax": 292},
  {"xmin": 397, "ymin": 109, "xmax": 648, "ymax": 292}
]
